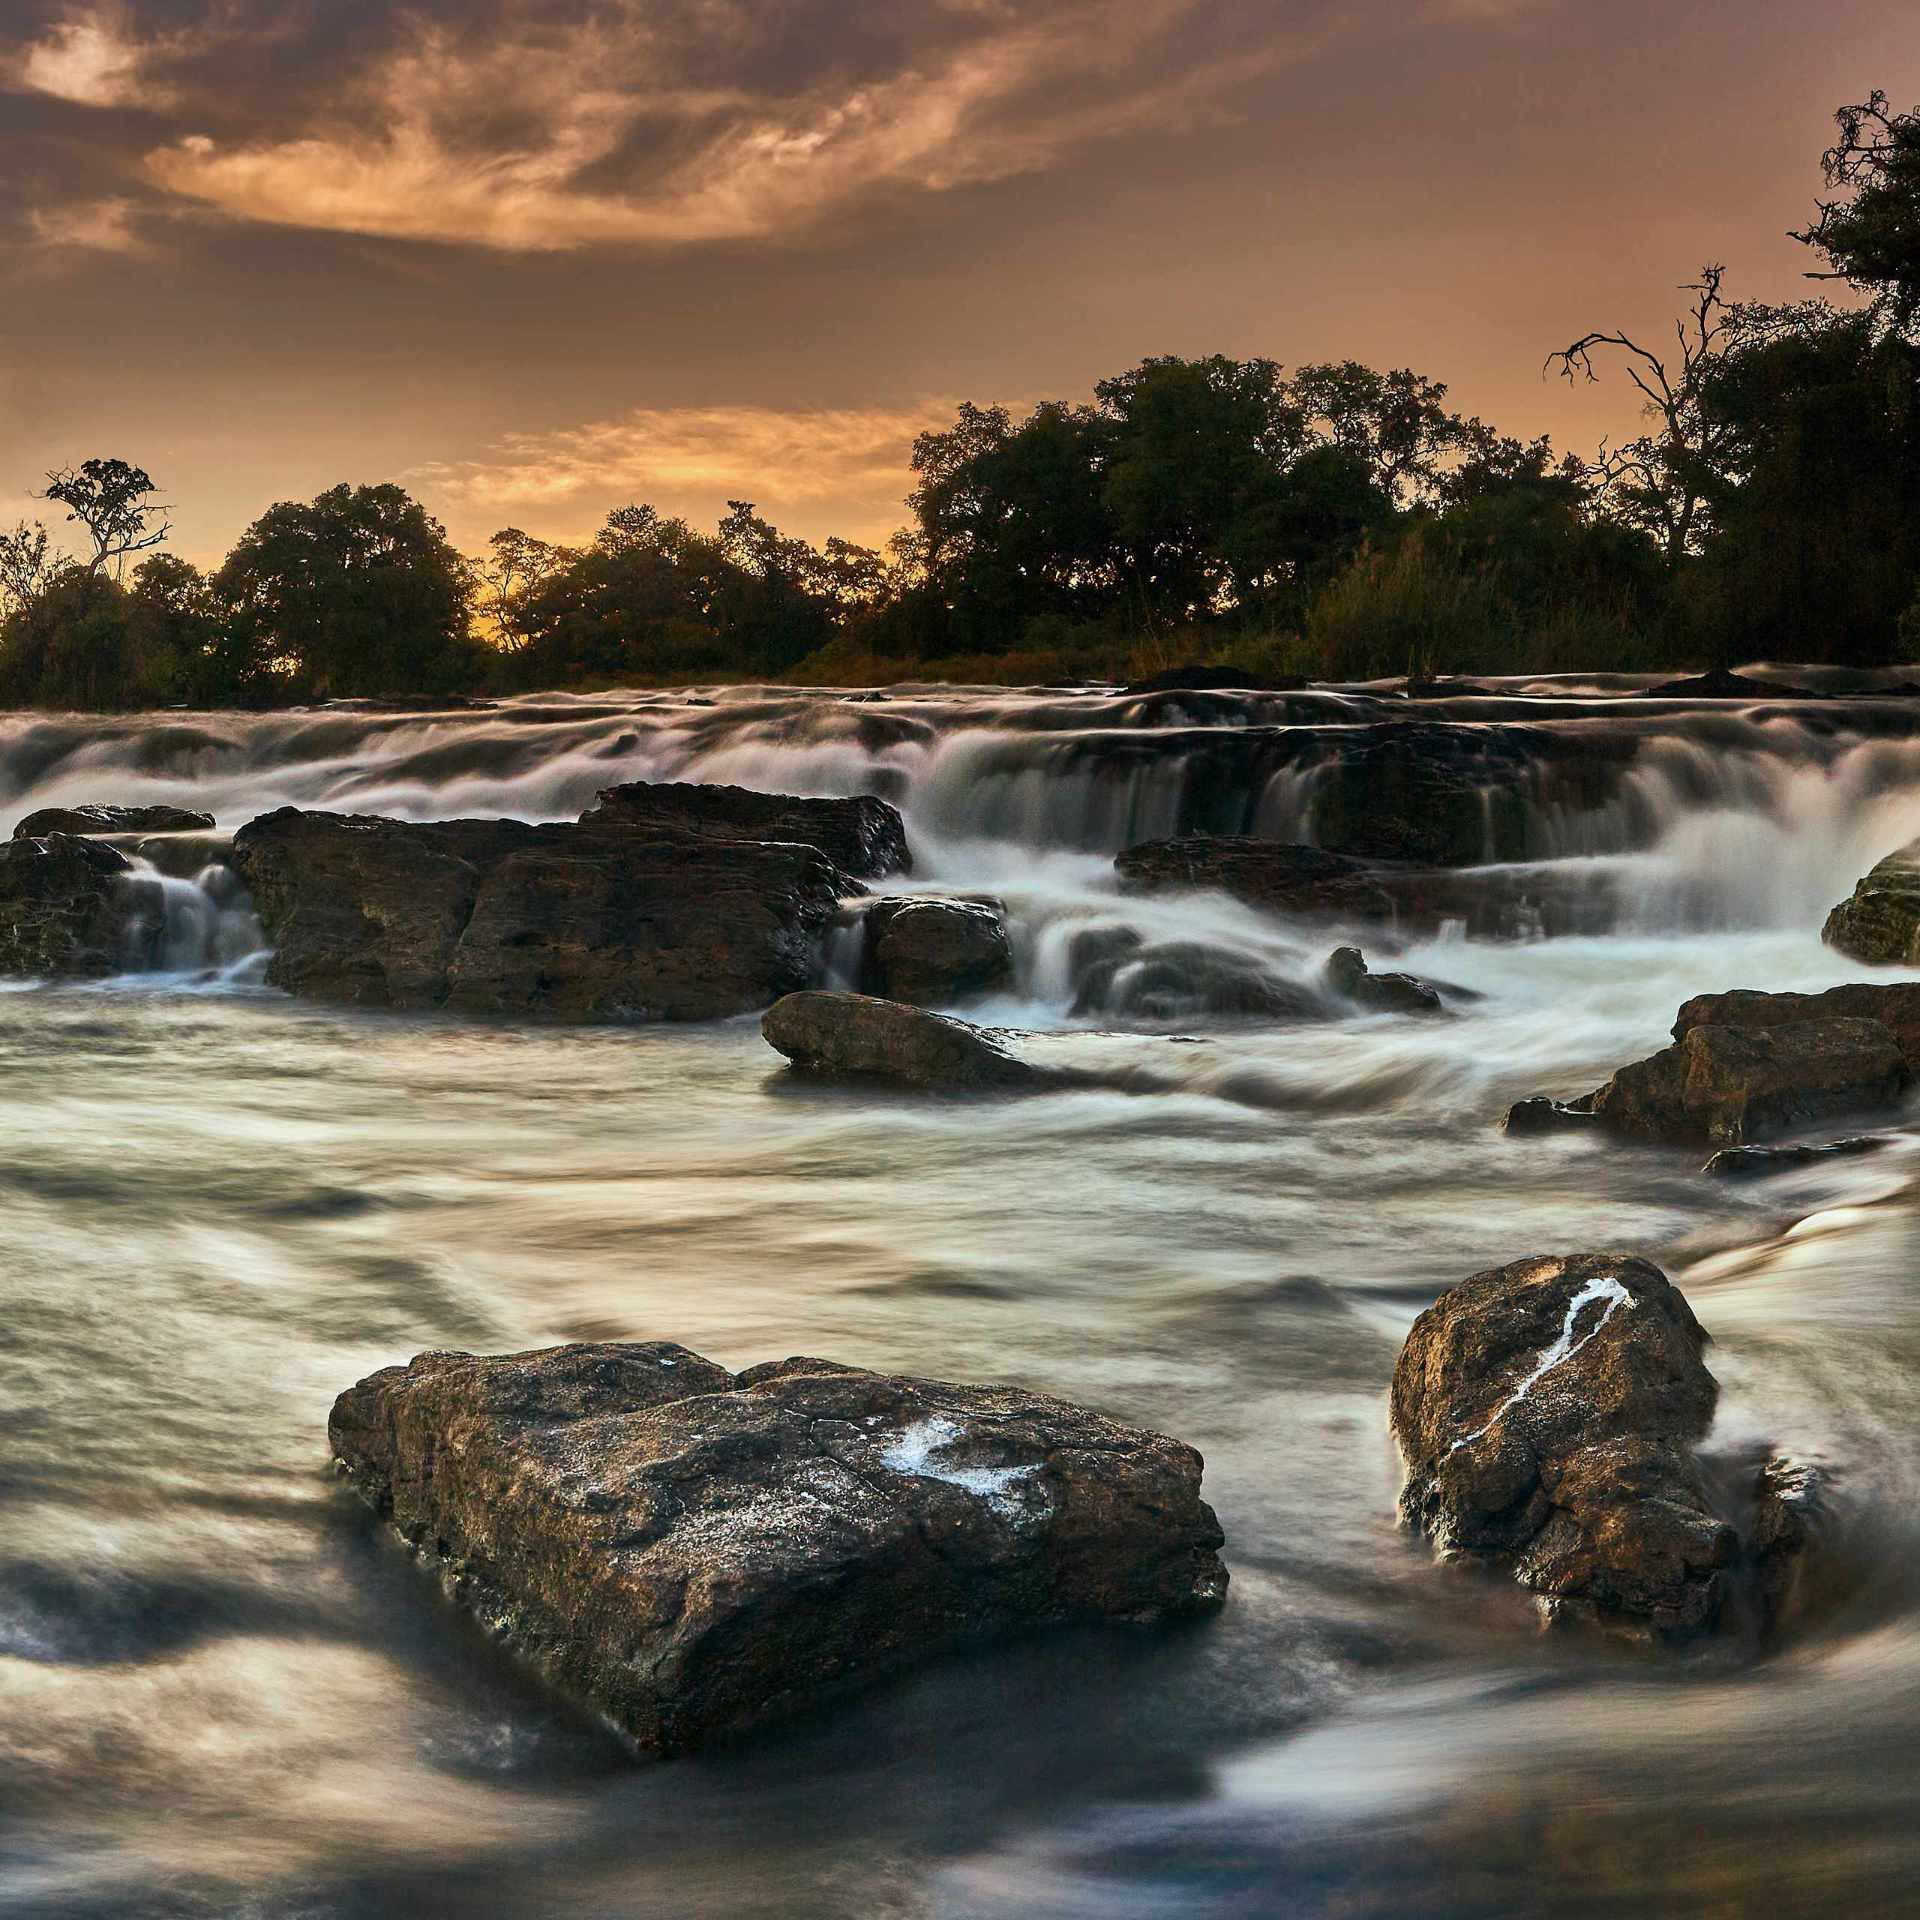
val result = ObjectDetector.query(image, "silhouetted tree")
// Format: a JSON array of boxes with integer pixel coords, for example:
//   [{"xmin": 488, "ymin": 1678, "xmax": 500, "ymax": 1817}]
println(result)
[
  {"xmin": 39, "ymin": 458, "xmax": 171, "ymax": 583},
  {"xmin": 1794, "ymin": 91, "xmax": 1920, "ymax": 329}
]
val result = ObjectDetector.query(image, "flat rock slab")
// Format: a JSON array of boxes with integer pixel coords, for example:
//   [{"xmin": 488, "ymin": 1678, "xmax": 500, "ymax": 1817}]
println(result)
[
  {"xmin": 330, "ymin": 1344, "xmax": 1228, "ymax": 1755},
  {"xmin": 581, "ymin": 780, "xmax": 910, "ymax": 880},
  {"xmin": 763, "ymin": 990, "xmax": 1054, "ymax": 1090},
  {"xmin": 230, "ymin": 807, "xmax": 854, "ymax": 1023}
]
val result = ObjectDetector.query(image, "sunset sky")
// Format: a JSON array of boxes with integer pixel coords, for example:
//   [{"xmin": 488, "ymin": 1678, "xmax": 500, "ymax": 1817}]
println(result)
[{"xmin": 3, "ymin": 0, "xmax": 1916, "ymax": 567}]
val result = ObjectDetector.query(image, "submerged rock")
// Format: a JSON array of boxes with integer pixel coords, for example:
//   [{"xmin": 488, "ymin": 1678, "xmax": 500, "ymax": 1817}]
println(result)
[
  {"xmin": 1392, "ymin": 1253, "xmax": 1735, "ymax": 1634},
  {"xmin": 1069, "ymin": 932, "xmax": 1319, "ymax": 1023},
  {"xmin": 230, "ymin": 807, "xmax": 852, "ymax": 1022},
  {"xmin": 1824, "ymin": 840, "xmax": 1920, "ymax": 966},
  {"xmin": 329, "ymin": 1342, "xmax": 1228, "ymax": 1755},
  {"xmin": 581, "ymin": 780, "xmax": 910, "ymax": 880},
  {"xmin": 1115, "ymin": 837, "xmax": 1395, "ymax": 917},
  {"xmin": 0, "ymin": 832, "xmax": 164, "ymax": 978},
  {"xmin": 1644, "ymin": 667, "xmax": 1820, "ymax": 701},
  {"xmin": 763, "ymin": 990, "xmax": 1051, "ymax": 1091},
  {"xmin": 13, "ymin": 802, "xmax": 215, "ymax": 839},
  {"xmin": 1503, "ymin": 1094, "xmax": 1600, "ymax": 1137},
  {"xmin": 1701, "ymin": 1136, "xmax": 1891, "ymax": 1179},
  {"xmin": 856, "ymin": 896, "xmax": 1012, "ymax": 1005},
  {"xmin": 1122, "ymin": 664, "xmax": 1306, "ymax": 694},
  {"xmin": 1324, "ymin": 945, "xmax": 1445, "ymax": 1016}
]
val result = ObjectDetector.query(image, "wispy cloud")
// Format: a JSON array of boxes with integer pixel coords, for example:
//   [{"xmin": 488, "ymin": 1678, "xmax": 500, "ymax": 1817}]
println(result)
[
  {"xmin": 411, "ymin": 401, "xmax": 960, "ymax": 517},
  {"xmin": 137, "ymin": 0, "xmax": 1329, "ymax": 252},
  {"xmin": 10, "ymin": 5, "xmax": 175, "ymax": 108},
  {"xmin": 27, "ymin": 194, "xmax": 154, "ymax": 253}
]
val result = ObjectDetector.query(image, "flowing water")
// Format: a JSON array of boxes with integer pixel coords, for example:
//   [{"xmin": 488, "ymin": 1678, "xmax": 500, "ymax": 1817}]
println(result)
[{"xmin": 5, "ymin": 680, "xmax": 1920, "ymax": 1917}]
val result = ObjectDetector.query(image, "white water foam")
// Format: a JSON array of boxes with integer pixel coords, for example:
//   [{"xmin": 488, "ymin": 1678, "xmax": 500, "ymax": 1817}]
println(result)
[{"xmin": 877, "ymin": 1417, "xmax": 1038, "ymax": 1514}]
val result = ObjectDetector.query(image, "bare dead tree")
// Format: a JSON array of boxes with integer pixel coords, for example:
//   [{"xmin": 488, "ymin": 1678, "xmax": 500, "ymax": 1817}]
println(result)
[
  {"xmin": 38, "ymin": 458, "xmax": 172, "ymax": 583},
  {"xmin": 1546, "ymin": 267, "xmax": 1736, "ymax": 563}
]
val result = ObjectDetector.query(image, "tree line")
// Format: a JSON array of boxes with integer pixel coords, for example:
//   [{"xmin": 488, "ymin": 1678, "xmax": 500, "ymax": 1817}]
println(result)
[{"xmin": 6, "ymin": 90, "xmax": 1920, "ymax": 707}]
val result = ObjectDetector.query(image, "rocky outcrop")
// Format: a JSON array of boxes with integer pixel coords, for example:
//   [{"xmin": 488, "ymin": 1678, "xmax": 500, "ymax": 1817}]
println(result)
[
  {"xmin": 763, "ymin": 990, "xmax": 1052, "ymax": 1090},
  {"xmin": 1392, "ymin": 1253, "xmax": 1734, "ymax": 1634},
  {"xmin": 0, "ymin": 832, "xmax": 164, "ymax": 978},
  {"xmin": 230, "ymin": 807, "xmax": 853, "ymax": 1022},
  {"xmin": 855, "ymin": 896, "xmax": 1012, "ymax": 1005},
  {"xmin": 12, "ymin": 802, "xmax": 215, "ymax": 839},
  {"xmin": 1588, "ymin": 1019, "xmax": 1906, "ymax": 1147},
  {"xmin": 1069, "ymin": 930, "xmax": 1319, "ymax": 1023},
  {"xmin": 1324, "ymin": 945, "xmax": 1445, "ymax": 1016},
  {"xmin": 1644, "ymin": 667, "xmax": 1819, "ymax": 701},
  {"xmin": 581, "ymin": 780, "xmax": 910, "ymax": 880},
  {"xmin": 1674, "ymin": 982, "xmax": 1920, "ymax": 1071},
  {"xmin": 329, "ymin": 1341, "xmax": 1228, "ymax": 1755},
  {"xmin": 1824, "ymin": 841, "xmax": 1920, "ymax": 965},
  {"xmin": 1513, "ymin": 991, "xmax": 1914, "ymax": 1148}
]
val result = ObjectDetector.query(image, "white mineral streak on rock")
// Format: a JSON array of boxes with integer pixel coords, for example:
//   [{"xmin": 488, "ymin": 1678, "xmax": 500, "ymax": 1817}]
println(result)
[
  {"xmin": 878, "ymin": 1416, "xmax": 1038, "ymax": 1514},
  {"xmin": 1447, "ymin": 1276, "xmax": 1633, "ymax": 1455}
]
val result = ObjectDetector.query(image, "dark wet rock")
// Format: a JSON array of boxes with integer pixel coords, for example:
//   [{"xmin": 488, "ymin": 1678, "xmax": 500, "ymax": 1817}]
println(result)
[
  {"xmin": 1751, "ymin": 1457, "xmax": 1828, "ymax": 1630},
  {"xmin": 1700, "ymin": 1136, "xmax": 1891, "ymax": 1180},
  {"xmin": 856, "ymin": 896, "xmax": 1012, "ymax": 1005},
  {"xmin": 1503, "ymin": 1094, "xmax": 1599, "ymax": 1136},
  {"xmin": 580, "ymin": 780, "xmax": 910, "ymax": 880},
  {"xmin": 1324, "ymin": 945, "xmax": 1445, "ymax": 1016},
  {"xmin": 1301, "ymin": 721, "xmax": 1561, "ymax": 867},
  {"xmin": 1122, "ymin": 665, "xmax": 1305, "ymax": 694},
  {"xmin": 1401, "ymin": 679, "xmax": 1493, "ymax": 699},
  {"xmin": 329, "ymin": 1341, "xmax": 1227, "ymax": 1755},
  {"xmin": 1645, "ymin": 667, "xmax": 1820, "ymax": 701},
  {"xmin": 763, "ymin": 990, "xmax": 1053, "ymax": 1090},
  {"xmin": 0, "ymin": 832, "xmax": 164, "ymax": 978},
  {"xmin": 1069, "ymin": 937, "xmax": 1319, "ymax": 1023},
  {"xmin": 1115, "ymin": 837, "xmax": 1395, "ymax": 918},
  {"xmin": 230, "ymin": 807, "xmax": 852, "ymax": 1023},
  {"xmin": 1588, "ymin": 1018, "xmax": 1906, "ymax": 1147},
  {"xmin": 1823, "ymin": 838, "xmax": 1920, "ymax": 966},
  {"xmin": 1392, "ymin": 1252, "xmax": 1735, "ymax": 1634},
  {"xmin": 13, "ymin": 802, "xmax": 214, "ymax": 839}
]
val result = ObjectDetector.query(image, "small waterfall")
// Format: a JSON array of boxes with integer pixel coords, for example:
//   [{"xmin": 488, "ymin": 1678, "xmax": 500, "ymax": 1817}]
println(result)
[{"xmin": 118, "ymin": 859, "xmax": 266, "ymax": 984}]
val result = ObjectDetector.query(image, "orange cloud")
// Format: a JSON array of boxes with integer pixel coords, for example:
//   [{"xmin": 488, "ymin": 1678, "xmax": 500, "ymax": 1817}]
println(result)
[
  {"xmin": 140, "ymin": 1, "xmax": 1327, "ymax": 252},
  {"xmin": 410, "ymin": 401, "xmax": 960, "ymax": 518},
  {"xmin": 10, "ymin": 5, "xmax": 174, "ymax": 108}
]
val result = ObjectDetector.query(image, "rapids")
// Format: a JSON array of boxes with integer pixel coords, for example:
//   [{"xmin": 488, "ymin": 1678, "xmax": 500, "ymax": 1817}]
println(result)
[{"xmin": 5, "ymin": 678, "xmax": 1920, "ymax": 1916}]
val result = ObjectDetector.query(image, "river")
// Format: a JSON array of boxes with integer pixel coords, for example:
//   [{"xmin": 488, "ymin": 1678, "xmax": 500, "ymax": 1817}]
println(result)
[{"xmin": 3, "ymin": 679, "xmax": 1919, "ymax": 1917}]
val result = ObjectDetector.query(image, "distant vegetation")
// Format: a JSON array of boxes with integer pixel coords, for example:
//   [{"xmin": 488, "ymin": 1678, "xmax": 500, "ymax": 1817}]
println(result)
[{"xmin": 7, "ymin": 93, "xmax": 1920, "ymax": 708}]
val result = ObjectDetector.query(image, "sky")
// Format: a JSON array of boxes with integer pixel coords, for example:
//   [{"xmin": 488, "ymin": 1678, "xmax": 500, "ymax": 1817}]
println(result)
[{"xmin": 3, "ymin": 0, "xmax": 1917, "ymax": 568}]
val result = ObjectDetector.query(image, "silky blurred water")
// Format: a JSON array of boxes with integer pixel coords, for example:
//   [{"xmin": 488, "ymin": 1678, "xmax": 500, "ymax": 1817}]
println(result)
[{"xmin": 5, "ymin": 687, "xmax": 1920, "ymax": 1917}]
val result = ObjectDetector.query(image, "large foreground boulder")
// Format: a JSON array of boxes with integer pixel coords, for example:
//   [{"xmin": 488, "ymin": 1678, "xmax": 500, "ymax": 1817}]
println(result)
[
  {"xmin": 581, "ymin": 780, "xmax": 909, "ymax": 880},
  {"xmin": 231, "ymin": 808, "xmax": 853, "ymax": 1022},
  {"xmin": 0, "ymin": 832, "xmax": 164, "ymax": 978},
  {"xmin": 1824, "ymin": 838, "xmax": 1920, "ymax": 965},
  {"xmin": 855, "ymin": 896, "xmax": 1012, "ymax": 1004},
  {"xmin": 763, "ymin": 990, "xmax": 1052, "ymax": 1090},
  {"xmin": 1393, "ymin": 1254, "xmax": 1734, "ymax": 1633},
  {"xmin": 12, "ymin": 802, "xmax": 215, "ymax": 839},
  {"xmin": 330, "ymin": 1343, "xmax": 1228, "ymax": 1755}
]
